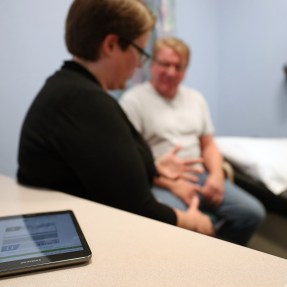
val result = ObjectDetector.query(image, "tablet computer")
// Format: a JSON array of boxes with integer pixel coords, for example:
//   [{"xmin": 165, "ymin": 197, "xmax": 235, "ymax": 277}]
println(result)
[{"xmin": 0, "ymin": 210, "xmax": 92, "ymax": 277}]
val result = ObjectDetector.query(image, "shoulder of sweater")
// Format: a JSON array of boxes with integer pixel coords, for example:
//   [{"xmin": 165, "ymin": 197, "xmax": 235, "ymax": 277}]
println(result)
[{"xmin": 44, "ymin": 69, "xmax": 120, "ymax": 112}]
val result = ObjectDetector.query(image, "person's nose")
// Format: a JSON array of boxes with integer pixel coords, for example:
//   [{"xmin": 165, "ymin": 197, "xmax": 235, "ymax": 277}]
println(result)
[{"xmin": 166, "ymin": 64, "xmax": 177, "ymax": 76}]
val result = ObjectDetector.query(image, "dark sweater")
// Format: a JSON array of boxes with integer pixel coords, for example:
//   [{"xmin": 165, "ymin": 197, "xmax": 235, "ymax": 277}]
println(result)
[{"xmin": 17, "ymin": 61, "xmax": 176, "ymax": 225}]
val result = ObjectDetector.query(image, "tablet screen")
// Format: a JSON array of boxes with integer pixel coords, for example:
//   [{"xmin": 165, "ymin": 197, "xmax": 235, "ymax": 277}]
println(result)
[{"xmin": 0, "ymin": 210, "xmax": 92, "ymax": 277}]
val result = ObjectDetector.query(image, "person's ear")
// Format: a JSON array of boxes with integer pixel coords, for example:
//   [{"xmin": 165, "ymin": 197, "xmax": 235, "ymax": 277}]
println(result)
[{"xmin": 101, "ymin": 34, "xmax": 119, "ymax": 57}]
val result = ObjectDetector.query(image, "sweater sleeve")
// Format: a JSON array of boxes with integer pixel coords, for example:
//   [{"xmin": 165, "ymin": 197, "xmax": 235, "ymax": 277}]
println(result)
[{"xmin": 54, "ymin": 90, "xmax": 177, "ymax": 225}]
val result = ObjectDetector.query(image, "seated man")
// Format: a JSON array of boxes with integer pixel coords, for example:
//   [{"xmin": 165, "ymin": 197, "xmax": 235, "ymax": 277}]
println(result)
[{"xmin": 120, "ymin": 37, "xmax": 266, "ymax": 246}]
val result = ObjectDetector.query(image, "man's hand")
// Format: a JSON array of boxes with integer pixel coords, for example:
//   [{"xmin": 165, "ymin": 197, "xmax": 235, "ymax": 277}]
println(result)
[
  {"xmin": 170, "ymin": 178, "xmax": 202, "ymax": 205},
  {"xmin": 201, "ymin": 172, "xmax": 224, "ymax": 206},
  {"xmin": 156, "ymin": 145, "xmax": 204, "ymax": 181},
  {"xmin": 182, "ymin": 196, "xmax": 215, "ymax": 236}
]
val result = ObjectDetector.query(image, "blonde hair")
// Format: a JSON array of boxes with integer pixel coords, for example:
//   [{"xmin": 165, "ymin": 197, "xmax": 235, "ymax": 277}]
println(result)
[{"xmin": 153, "ymin": 37, "xmax": 190, "ymax": 67}]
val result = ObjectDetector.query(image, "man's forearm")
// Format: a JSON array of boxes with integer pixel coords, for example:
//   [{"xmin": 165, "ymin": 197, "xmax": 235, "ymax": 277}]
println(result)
[{"xmin": 202, "ymin": 142, "xmax": 223, "ymax": 176}]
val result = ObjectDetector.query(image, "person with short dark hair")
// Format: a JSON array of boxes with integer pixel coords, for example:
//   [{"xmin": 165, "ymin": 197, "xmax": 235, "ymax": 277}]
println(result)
[{"xmin": 18, "ymin": 0, "xmax": 214, "ymax": 235}]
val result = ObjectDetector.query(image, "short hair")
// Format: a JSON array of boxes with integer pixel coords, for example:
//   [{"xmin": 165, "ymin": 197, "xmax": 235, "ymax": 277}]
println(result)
[
  {"xmin": 65, "ymin": 0, "xmax": 156, "ymax": 61},
  {"xmin": 153, "ymin": 37, "xmax": 190, "ymax": 67}
]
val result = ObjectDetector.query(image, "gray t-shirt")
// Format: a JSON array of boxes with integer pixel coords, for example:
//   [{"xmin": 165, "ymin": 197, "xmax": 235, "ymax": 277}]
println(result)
[{"xmin": 121, "ymin": 82, "xmax": 214, "ymax": 160}]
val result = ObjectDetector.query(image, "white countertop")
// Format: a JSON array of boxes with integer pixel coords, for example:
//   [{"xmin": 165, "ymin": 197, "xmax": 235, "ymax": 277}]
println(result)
[{"xmin": 1, "ymin": 174, "xmax": 287, "ymax": 287}]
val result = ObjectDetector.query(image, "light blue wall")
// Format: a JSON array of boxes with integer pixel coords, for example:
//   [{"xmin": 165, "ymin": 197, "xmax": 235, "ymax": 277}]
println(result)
[
  {"xmin": 176, "ymin": 0, "xmax": 219, "ymax": 129},
  {"xmin": 1, "ymin": 1, "xmax": 287, "ymax": 177},
  {"xmin": 0, "ymin": 0, "xmax": 72, "ymax": 177},
  {"xmin": 176, "ymin": 0, "xmax": 287, "ymax": 137},
  {"xmin": 217, "ymin": 0, "xmax": 287, "ymax": 136}
]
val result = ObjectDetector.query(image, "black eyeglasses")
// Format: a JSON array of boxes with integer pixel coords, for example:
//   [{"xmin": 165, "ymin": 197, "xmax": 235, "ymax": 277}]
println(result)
[{"xmin": 121, "ymin": 39, "xmax": 152, "ymax": 65}]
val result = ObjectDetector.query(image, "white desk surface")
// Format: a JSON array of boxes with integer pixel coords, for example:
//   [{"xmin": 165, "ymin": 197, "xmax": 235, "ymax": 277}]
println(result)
[{"xmin": 0, "ymin": 174, "xmax": 287, "ymax": 287}]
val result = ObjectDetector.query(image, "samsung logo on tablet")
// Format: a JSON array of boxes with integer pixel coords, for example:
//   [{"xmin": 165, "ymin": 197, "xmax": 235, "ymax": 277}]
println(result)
[{"xmin": 20, "ymin": 259, "xmax": 42, "ymax": 264}]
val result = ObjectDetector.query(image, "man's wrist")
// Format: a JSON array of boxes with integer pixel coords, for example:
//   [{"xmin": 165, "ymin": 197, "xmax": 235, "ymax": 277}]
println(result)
[{"xmin": 209, "ymin": 169, "xmax": 224, "ymax": 179}]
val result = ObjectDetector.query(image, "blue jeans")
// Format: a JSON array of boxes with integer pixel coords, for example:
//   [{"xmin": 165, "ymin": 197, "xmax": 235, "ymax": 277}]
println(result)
[{"xmin": 152, "ymin": 173, "xmax": 266, "ymax": 246}]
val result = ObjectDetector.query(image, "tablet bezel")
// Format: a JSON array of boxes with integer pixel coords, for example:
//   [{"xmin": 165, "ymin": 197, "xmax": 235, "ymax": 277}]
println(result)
[{"xmin": 0, "ymin": 210, "xmax": 92, "ymax": 277}]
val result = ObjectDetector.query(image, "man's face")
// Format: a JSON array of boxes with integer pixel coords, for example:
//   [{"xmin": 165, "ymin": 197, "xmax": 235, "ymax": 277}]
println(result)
[{"xmin": 150, "ymin": 46, "xmax": 187, "ymax": 99}]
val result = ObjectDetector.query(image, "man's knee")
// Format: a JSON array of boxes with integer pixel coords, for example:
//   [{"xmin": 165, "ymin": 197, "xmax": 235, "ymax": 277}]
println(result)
[
  {"xmin": 251, "ymin": 201, "xmax": 266, "ymax": 225},
  {"xmin": 240, "ymin": 199, "xmax": 266, "ymax": 228}
]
